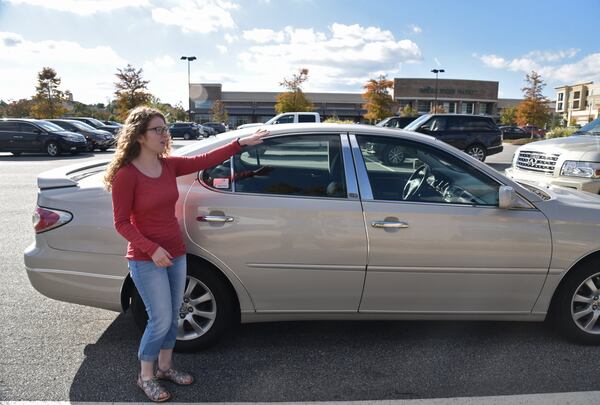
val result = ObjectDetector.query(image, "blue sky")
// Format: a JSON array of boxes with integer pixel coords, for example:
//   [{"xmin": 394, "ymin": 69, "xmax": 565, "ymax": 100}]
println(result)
[{"xmin": 1, "ymin": 0, "xmax": 599, "ymax": 106}]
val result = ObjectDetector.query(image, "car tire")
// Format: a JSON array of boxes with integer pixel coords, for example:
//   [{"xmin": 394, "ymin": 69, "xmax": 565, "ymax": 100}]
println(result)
[
  {"xmin": 183, "ymin": 132, "xmax": 192, "ymax": 140},
  {"xmin": 46, "ymin": 141, "xmax": 60, "ymax": 157},
  {"xmin": 382, "ymin": 145, "xmax": 406, "ymax": 165},
  {"xmin": 552, "ymin": 260, "xmax": 600, "ymax": 345},
  {"xmin": 86, "ymin": 144, "xmax": 94, "ymax": 152},
  {"xmin": 130, "ymin": 259, "xmax": 237, "ymax": 351},
  {"xmin": 465, "ymin": 144, "xmax": 487, "ymax": 162}
]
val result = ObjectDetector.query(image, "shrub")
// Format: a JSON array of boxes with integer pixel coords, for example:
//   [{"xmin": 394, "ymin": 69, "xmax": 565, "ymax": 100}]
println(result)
[{"xmin": 546, "ymin": 127, "xmax": 577, "ymax": 139}]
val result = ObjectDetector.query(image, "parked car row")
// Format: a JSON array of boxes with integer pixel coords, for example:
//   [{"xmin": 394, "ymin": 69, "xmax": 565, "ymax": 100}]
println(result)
[{"xmin": 168, "ymin": 122, "xmax": 225, "ymax": 139}]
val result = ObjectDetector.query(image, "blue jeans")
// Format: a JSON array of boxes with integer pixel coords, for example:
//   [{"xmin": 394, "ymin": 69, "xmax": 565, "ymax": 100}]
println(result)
[{"xmin": 129, "ymin": 255, "xmax": 187, "ymax": 362}]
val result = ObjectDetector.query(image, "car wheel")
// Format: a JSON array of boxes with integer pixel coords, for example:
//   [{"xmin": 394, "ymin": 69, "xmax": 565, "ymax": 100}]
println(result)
[
  {"xmin": 465, "ymin": 144, "xmax": 486, "ymax": 162},
  {"xmin": 552, "ymin": 261, "xmax": 600, "ymax": 345},
  {"xmin": 183, "ymin": 132, "xmax": 192, "ymax": 140},
  {"xmin": 86, "ymin": 144, "xmax": 94, "ymax": 152},
  {"xmin": 46, "ymin": 141, "xmax": 60, "ymax": 157},
  {"xmin": 382, "ymin": 145, "xmax": 406, "ymax": 165},
  {"xmin": 131, "ymin": 260, "xmax": 237, "ymax": 350}
]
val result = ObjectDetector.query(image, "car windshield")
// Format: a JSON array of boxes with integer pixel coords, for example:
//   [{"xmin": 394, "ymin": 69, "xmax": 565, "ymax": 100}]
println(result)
[
  {"xmin": 70, "ymin": 121, "xmax": 96, "ymax": 131},
  {"xmin": 37, "ymin": 121, "xmax": 67, "ymax": 132},
  {"xmin": 375, "ymin": 118, "xmax": 391, "ymax": 127},
  {"xmin": 404, "ymin": 114, "xmax": 431, "ymax": 130},
  {"xmin": 574, "ymin": 118, "xmax": 600, "ymax": 136}
]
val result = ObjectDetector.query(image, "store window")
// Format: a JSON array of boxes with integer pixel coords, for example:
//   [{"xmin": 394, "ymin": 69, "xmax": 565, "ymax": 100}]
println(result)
[{"xmin": 461, "ymin": 102, "xmax": 474, "ymax": 114}]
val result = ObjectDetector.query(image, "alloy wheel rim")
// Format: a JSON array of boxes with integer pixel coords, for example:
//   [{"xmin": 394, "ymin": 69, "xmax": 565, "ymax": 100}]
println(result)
[
  {"xmin": 177, "ymin": 276, "xmax": 217, "ymax": 340},
  {"xmin": 48, "ymin": 143, "xmax": 58, "ymax": 156},
  {"xmin": 468, "ymin": 147, "xmax": 484, "ymax": 161},
  {"xmin": 571, "ymin": 272, "xmax": 600, "ymax": 334},
  {"xmin": 388, "ymin": 146, "xmax": 405, "ymax": 164}
]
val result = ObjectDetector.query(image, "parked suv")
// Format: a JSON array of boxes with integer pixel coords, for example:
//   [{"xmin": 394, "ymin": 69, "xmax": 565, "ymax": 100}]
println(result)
[
  {"xmin": 403, "ymin": 114, "xmax": 503, "ymax": 161},
  {"xmin": 62, "ymin": 117, "xmax": 120, "ymax": 135},
  {"xmin": 376, "ymin": 116, "xmax": 419, "ymax": 129},
  {"xmin": 505, "ymin": 117, "xmax": 600, "ymax": 194},
  {"xmin": 48, "ymin": 119, "xmax": 115, "ymax": 151},
  {"xmin": 168, "ymin": 122, "xmax": 201, "ymax": 139},
  {"xmin": 0, "ymin": 118, "xmax": 87, "ymax": 156},
  {"xmin": 203, "ymin": 122, "xmax": 227, "ymax": 133}
]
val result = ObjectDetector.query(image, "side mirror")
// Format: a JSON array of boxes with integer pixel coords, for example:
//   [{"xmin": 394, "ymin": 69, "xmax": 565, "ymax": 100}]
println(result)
[{"xmin": 498, "ymin": 186, "xmax": 516, "ymax": 209}]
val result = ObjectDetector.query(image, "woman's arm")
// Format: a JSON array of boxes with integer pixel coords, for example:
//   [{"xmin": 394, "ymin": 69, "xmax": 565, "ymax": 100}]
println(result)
[{"xmin": 111, "ymin": 168, "xmax": 159, "ymax": 256}]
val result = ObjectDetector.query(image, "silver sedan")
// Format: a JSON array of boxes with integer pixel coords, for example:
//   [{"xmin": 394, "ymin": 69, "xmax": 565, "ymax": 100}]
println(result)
[{"xmin": 24, "ymin": 123, "xmax": 600, "ymax": 350}]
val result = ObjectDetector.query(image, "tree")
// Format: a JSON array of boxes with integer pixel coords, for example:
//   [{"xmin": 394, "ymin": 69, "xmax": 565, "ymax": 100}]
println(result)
[
  {"xmin": 500, "ymin": 106, "xmax": 517, "ymax": 126},
  {"xmin": 399, "ymin": 104, "xmax": 418, "ymax": 117},
  {"xmin": 30, "ymin": 67, "xmax": 68, "ymax": 118},
  {"xmin": 114, "ymin": 64, "xmax": 152, "ymax": 121},
  {"xmin": 148, "ymin": 96, "xmax": 187, "ymax": 122},
  {"xmin": 274, "ymin": 68, "xmax": 314, "ymax": 113},
  {"xmin": 211, "ymin": 99, "xmax": 229, "ymax": 123},
  {"xmin": 362, "ymin": 75, "xmax": 394, "ymax": 122},
  {"xmin": 4, "ymin": 99, "xmax": 33, "ymax": 117},
  {"xmin": 515, "ymin": 71, "xmax": 550, "ymax": 128}
]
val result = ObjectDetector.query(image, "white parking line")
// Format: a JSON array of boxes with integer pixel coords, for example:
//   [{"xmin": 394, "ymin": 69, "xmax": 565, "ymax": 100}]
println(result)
[{"xmin": 3, "ymin": 391, "xmax": 600, "ymax": 405}]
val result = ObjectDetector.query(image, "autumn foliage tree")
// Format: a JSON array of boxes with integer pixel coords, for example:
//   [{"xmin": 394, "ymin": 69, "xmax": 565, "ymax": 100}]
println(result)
[
  {"xmin": 30, "ymin": 67, "xmax": 68, "ymax": 118},
  {"xmin": 274, "ymin": 68, "xmax": 314, "ymax": 113},
  {"xmin": 516, "ymin": 71, "xmax": 549, "ymax": 128},
  {"xmin": 362, "ymin": 75, "xmax": 394, "ymax": 122},
  {"xmin": 114, "ymin": 64, "xmax": 152, "ymax": 121},
  {"xmin": 211, "ymin": 99, "xmax": 229, "ymax": 123},
  {"xmin": 500, "ymin": 106, "xmax": 517, "ymax": 126}
]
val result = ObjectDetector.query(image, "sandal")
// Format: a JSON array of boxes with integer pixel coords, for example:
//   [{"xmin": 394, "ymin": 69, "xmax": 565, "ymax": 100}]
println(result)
[
  {"xmin": 156, "ymin": 367, "xmax": 194, "ymax": 385},
  {"xmin": 137, "ymin": 375, "xmax": 171, "ymax": 402}
]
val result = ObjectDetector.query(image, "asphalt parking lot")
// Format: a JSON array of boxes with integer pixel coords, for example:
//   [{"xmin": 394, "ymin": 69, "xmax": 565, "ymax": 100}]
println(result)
[{"xmin": 3, "ymin": 141, "xmax": 600, "ymax": 402}]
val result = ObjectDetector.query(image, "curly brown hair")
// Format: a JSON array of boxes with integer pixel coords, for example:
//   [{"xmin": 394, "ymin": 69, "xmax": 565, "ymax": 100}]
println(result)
[{"xmin": 103, "ymin": 106, "xmax": 171, "ymax": 191}]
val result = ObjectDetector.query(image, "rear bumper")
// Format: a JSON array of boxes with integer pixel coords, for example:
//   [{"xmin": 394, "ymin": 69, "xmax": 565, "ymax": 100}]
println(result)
[
  {"xmin": 23, "ymin": 241, "xmax": 126, "ymax": 312},
  {"xmin": 505, "ymin": 167, "xmax": 600, "ymax": 194}
]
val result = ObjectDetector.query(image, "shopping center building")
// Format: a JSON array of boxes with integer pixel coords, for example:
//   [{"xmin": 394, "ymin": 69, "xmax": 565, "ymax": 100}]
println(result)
[{"xmin": 189, "ymin": 78, "xmax": 501, "ymax": 127}]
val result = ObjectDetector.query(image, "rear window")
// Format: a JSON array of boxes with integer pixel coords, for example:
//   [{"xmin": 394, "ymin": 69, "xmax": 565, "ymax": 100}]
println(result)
[{"xmin": 0, "ymin": 121, "xmax": 19, "ymax": 131}]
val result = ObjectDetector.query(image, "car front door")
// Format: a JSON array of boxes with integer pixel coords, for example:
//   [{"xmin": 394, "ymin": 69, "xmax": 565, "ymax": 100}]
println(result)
[
  {"xmin": 351, "ymin": 134, "xmax": 552, "ymax": 314},
  {"xmin": 184, "ymin": 133, "xmax": 368, "ymax": 312},
  {"xmin": 15, "ymin": 123, "xmax": 43, "ymax": 151}
]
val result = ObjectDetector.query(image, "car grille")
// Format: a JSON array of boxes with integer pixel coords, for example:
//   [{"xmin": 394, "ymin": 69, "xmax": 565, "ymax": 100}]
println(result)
[{"xmin": 516, "ymin": 150, "xmax": 560, "ymax": 174}]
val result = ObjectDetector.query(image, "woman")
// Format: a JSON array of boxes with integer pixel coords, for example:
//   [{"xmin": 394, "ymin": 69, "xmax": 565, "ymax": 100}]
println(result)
[{"xmin": 104, "ymin": 106, "xmax": 267, "ymax": 402}]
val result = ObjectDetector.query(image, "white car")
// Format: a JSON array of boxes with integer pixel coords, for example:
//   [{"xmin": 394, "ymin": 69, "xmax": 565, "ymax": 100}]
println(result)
[
  {"xmin": 237, "ymin": 112, "xmax": 320, "ymax": 130},
  {"xmin": 505, "ymin": 118, "xmax": 600, "ymax": 194}
]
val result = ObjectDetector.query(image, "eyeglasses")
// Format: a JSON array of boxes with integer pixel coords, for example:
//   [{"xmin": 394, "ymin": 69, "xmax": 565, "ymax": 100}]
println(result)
[{"xmin": 147, "ymin": 126, "xmax": 169, "ymax": 136}]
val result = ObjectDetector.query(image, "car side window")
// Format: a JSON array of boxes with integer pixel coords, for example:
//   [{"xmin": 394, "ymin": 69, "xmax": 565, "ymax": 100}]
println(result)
[
  {"xmin": 232, "ymin": 134, "xmax": 347, "ymax": 198},
  {"xmin": 274, "ymin": 114, "xmax": 294, "ymax": 124},
  {"xmin": 356, "ymin": 135, "xmax": 500, "ymax": 206},
  {"xmin": 428, "ymin": 116, "xmax": 446, "ymax": 131},
  {"xmin": 0, "ymin": 122, "xmax": 19, "ymax": 131},
  {"xmin": 446, "ymin": 116, "xmax": 465, "ymax": 131},
  {"xmin": 298, "ymin": 115, "xmax": 316, "ymax": 123},
  {"xmin": 18, "ymin": 123, "xmax": 37, "ymax": 133}
]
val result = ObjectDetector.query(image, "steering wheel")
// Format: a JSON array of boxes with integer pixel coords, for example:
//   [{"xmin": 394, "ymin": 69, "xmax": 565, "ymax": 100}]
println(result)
[{"xmin": 402, "ymin": 164, "xmax": 430, "ymax": 200}]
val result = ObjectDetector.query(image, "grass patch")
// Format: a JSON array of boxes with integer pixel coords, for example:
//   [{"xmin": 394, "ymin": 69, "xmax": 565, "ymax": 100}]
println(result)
[{"xmin": 504, "ymin": 138, "xmax": 539, "ymax": 145}]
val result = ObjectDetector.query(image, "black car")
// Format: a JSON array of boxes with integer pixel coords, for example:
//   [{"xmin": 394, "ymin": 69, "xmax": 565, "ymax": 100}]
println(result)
[
  {"xmin": 499, "ymin": 125, "xmax": 529, "ymax": 140},
  {"xmin": 0, "ymin": 118, "xmax": 88, "ymax": 157},
  {"xmin": 102, "ymin": 120, "xmax": 122, "ymax": 127},
  {"xmin": 403, "ymin": 114, "xmax": 503, "ymax": 161},
  {"xmin": 203, "ymin": 122, "xmax": 227, "ymax": 133},
  {"xmin": 168, "ymin": 122, "xmax": 200, "ymax": 140},
  {"xmin": 376, "ymin": 116, "xmax": 420, "ymax": 129},
  {"xmin": 48, "ymin": 119, "xmax": 115, "ymax": 151},
  {"xmin": 62, "ymin": 117, "xmax": 121, "ymax": 135},
  {"xmin": 199, "ymin": 124, "xmax": 217, "ymax": 136}
]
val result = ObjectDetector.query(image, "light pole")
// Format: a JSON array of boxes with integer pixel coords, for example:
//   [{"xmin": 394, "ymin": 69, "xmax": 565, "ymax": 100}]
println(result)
[
  {"xmin": 180, "ymin": 56, "xmax": 197, "ymax": 121},
  {"xmin": 431, "ymin": 68, "xmax": 445, "ymax": 111}
]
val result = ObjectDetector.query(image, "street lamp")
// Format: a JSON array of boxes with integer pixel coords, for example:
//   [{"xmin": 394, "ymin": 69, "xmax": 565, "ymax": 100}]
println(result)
[
  {"xmin": 180, "ymin": 56, "xmax": 197, "ymax": 121},
  {"xmin": 431, "ymin": 68, "xmax": 445, "ymax": 111}
]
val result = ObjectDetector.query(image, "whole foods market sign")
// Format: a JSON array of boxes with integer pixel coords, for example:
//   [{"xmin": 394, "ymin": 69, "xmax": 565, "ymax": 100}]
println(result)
[{"xmin": 419, "ymin": 86, "xmax": 478, "ymax": 96}]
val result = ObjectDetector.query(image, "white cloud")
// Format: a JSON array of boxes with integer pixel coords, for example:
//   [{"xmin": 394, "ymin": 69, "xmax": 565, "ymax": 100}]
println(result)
[
  {"xmin": 0, "ymin": 32, "xmax": 127, "ymax": 103},
  {"xmin": 237, "ymin": 23, "xmax": 422, "ymax": 91},
  {"xmin": 477, "ymin": 50, "xmax": 600, "ymax": 86},
  {"xmin": 243, "ymin": 28, "xmax": 285, "ymax": 43},
  {"xmin": 224, "ymin": 33, "xmax": 238, "ymax": 44},
  {"xmin": 5, "ymin": 0, "xmax": 149, "ymax": 15},
  {"xmin": 410, "ymin": 24, "xmax": 422, "ymax": 34},
  {"xmin": 151, "ymin": 0, "xmax": 239, "ymax": 34},
  {"xmin": 216, "ymin": 45, "xmax": 228, "ymax": 54}
]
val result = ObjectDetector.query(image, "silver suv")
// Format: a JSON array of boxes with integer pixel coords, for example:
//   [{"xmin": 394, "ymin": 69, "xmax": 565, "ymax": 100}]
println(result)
[{"xmin": 505, "ymin": 117, "xmax": 600, "ymax": 194}]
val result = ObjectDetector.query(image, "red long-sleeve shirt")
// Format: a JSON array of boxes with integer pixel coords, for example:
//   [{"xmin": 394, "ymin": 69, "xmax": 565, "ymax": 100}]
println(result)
[{"xmin": 111, "ymin": 140, "xmax": 241, "ymax": 260}]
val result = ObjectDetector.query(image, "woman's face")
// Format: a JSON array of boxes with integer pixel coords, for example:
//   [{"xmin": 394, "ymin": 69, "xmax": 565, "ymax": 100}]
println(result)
[{"xmin": 138, "ymin": 116, "xmax": 168, "ymax": 154}]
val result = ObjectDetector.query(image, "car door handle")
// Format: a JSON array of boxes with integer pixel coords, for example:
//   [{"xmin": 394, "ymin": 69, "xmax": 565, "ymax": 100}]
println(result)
[
  {"xmin": 13, "ymin": 136, "xmax": 23, "ymax": 139},
  {"xmin": 371, "ymin": 221, "xmax": 409, "ymax": 229},
  {"xmin": 196, "ymin": 215, "xmax": 234, "ymax": 223}
]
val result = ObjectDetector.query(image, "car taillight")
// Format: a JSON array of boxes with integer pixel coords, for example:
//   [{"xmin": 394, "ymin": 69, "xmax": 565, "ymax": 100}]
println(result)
[{"xmin": 32, "ymin": 207, "xmax": 72, "ymax": 233}]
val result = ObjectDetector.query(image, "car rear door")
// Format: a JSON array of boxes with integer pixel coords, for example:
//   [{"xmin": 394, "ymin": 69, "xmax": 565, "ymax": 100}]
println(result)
[
  {"xmin": 184, "ymin": 132, "xmax": 368, "ymax": 312},
  {"xmin": 0, "ymin": 121, "xmax": 18, "ymax": 149},
  {"xmin": 350, "ymin": 133, "xmax": 552, "ymax": 314},
  {"xmin": 15, "ymin": 123, "xmax": 43, "ymax": 151}
]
